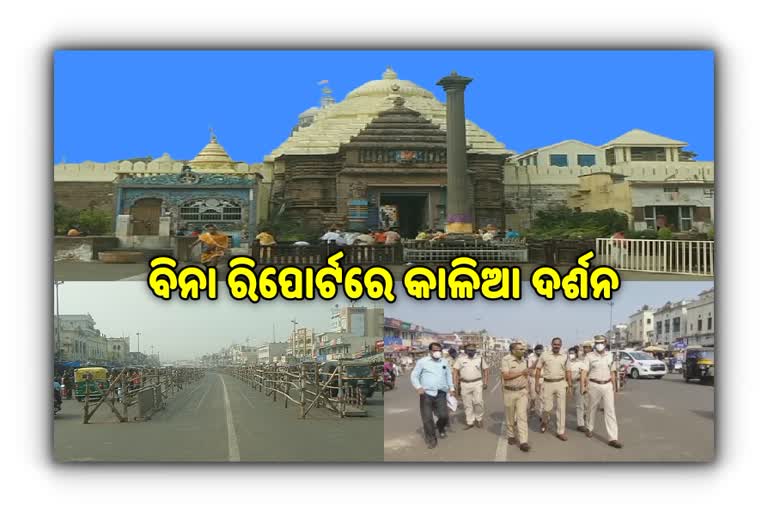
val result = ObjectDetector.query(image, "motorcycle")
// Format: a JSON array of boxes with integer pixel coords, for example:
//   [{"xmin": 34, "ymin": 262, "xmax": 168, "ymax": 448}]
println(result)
[{"xmin": 381, "ymin": 370, "xmax": 395, "ymax": 392}]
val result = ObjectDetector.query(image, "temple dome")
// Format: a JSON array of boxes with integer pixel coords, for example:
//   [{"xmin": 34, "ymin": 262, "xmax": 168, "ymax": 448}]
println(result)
[
  {"xmin": 189, "ymin": 132, "xmax": 236, "ymax": 170},
  {"xmin": 266, "ymin": 67, "xmax": 510, "ymax": 161}
]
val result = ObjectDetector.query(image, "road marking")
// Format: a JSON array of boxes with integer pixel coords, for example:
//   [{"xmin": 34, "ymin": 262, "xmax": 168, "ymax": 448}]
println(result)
[
  {"xmin": 219, "ymin": 374, "xmax": 241, "ymax": 462},
  {"xmin": 118, "ymin": 273, "xmax": 147, "ymax": 281},
  {"xmin": 639, "ymin": 404, "xmax": 665, "ymax": 410},
  {"xmin": 385, "ymin": 407, "xmax": 411, "ymax": 415},
  {"xmin": 491, "ymin": 377, "xmax": 501, "ymax": 394},
  {"xmin": 238, "ymin": 389, "xmax": 256, "ymax": 409},
  {"xmin": 194, "ymin": 380, "xmax": 212, "ymax": 411},
  {"xmin": 494, "ymin": 423, "xmax": 508, "ymax": 462}
]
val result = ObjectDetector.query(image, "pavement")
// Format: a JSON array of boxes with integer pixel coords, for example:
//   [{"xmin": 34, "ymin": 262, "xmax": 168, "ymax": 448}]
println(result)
[
  {"xmin": 54, "ymin": 372, "xmax": 383, "ymax": 462},
  {"xmin": 54, "ymin": 261, "xmax": 713, "ymax": 282},
  {"xmin": 384, "ymin": 371, "xmax": 714, "ymax": 462}
]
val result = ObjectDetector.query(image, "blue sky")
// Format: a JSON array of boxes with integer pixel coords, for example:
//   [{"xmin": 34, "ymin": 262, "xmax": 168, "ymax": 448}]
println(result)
[
  {"xmin": 386, "ymin": 281, "xmax": 713, "ymax": 346},
  {"xmin": 53, "ymin": 50, "xmax": 714, "ymax": 164}
]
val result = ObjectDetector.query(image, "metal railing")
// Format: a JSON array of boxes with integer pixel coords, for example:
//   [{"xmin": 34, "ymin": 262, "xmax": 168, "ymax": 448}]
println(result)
[
  {"xmin": 595, "ymin": 238, "xmax": 714, "ymax": 276},
  {"xmin": 224, "ymin": 362, "xmax": 374, "ymax": 419},
  {"xmin": 81, "ymin": 368, "xmax": 205, "ymax": 424},
  {"xmin": 253, "ymin": 242, "xmax": 402, "ymax": 266},
  {"xmin": 402, "ymin": 239, "xmax": 528, "ymax": 264}
]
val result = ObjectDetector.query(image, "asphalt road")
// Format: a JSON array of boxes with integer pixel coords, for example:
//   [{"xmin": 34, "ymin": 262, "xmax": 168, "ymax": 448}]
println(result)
[
  {"xmin": 384, "ymin": 371, "xmax": 714, "ymax": 462},
  {"xmin": 54, "ymin": 261, "xmax": 712, "ymax": 282},
  {"xmin": 54, "ymin": 372, "xmax": 383, "ymax": 462}
]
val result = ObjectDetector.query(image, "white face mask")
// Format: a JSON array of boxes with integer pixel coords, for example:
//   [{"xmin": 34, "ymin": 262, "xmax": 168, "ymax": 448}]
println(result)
[
  {"xmin": 568, "ymin": 354, "xmax": 576, "ymax": 360},
  {"xmin": 431, "ymin": 351, "xmax": 442, "ymax": 359},
  {"xmin": 595, "ymin": 343, "xmax": 605, "ymax": 352}
]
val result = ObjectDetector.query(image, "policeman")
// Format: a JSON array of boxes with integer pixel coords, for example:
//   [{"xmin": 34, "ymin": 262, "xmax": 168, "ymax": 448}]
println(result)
[
  {"xmin": 453, "ymin": 343, "xmax": 489, "ymax": 429},
  {"xmin": 535, "ymin": 337, "xmax": 570, "ymax": 440},
  {"xmin": 501, "ymin": 342, "xmax": 530, "ymax": 452},
  {"xmin": 527, "ymin": 344, "xmax": 545, "ymax": 421},
  {"xmin": 567, "ymin": 344, "xmax": 589, "ymax": 432},
  {"xmin": 581, "ymin": 335, "xmax": 623, "ymax": 448}
]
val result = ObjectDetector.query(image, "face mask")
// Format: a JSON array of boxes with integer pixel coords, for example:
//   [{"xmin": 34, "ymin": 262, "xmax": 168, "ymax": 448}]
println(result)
[
  {"xmin": 535, "ymin": 351, "xmax": 543, "ymax": 357},
  {"xmin": 569, "ymin": 354, "xmax": 576, "ymax": 360},
  {"xmin": 431, "ymin": 351, "xmax": 442, "ymax": 359},
  {"xmin": 466, "ymin": 350, "xmax": 476, "ymax": 358},
  {"xmin": 595, "ymin": 343, "xmax": 605, "ymax": 352}
]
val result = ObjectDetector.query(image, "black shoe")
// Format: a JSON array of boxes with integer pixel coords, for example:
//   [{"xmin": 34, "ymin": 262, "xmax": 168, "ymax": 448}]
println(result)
[
  {"xmin": 507, "ymin": 437, "xmax": 517, "ymax": 446},
  {"xmin": 462, "ymin": 424, "xmax": 474, "ymax": 430},
  {"xmin": 519, "ymin": 443, "xmax": 530, "ymax": 452},
  {"xmin": 475, "ymin": 419, "xmax": 483, "ymax": 428},
  {"xmin": 439, "ymin": 430, "xmax": 447, "ymax": 439},
  {"xmin": 426, "ymin": 439, "xmax": 437, "ymax": 449}
]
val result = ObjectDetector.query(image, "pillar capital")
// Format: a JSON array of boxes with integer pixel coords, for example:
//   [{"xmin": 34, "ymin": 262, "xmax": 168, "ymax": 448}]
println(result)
[{"xmin": 437, "ymin": 71, "xmax": 473, "ymax": 91}]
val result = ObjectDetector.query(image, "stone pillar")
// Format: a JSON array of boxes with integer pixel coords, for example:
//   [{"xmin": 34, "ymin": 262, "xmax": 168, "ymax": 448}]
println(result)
[
  {"xmin": 116, "ymin": 214, "xmax": 132, "ymax": 237},
  {"xmin": 437, "ymin": 71, "xmax": 473, "ymax": 234},
  {"xmin": 158, "ymin": 216, "xmax": 171, "ymax": 237}
]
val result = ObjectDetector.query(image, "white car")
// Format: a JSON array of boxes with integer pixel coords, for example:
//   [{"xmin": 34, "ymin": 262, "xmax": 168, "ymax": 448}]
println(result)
[{"xmin": 618, "ymin": 350, "xmax": 668, "ymax": 379}]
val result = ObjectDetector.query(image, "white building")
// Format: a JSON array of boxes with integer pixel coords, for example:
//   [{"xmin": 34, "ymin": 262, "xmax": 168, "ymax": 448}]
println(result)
[
  {"xmin": 256, "ymin": 342, "xmax": 288, "ymax": 364},
  {"xmin": 54, "ymin": 314, "xmax": 108, "ymax": 362},
  {"xmin": 653, "ymin": 300, "xmax": 690, "ymax": 348},
  {"xmin": 684, "ymin": 288, "xmax": 715, "ymax": 347},
  {"xmin": 628, "ymin": 306, "xmax": 655, "ymax": 347}
]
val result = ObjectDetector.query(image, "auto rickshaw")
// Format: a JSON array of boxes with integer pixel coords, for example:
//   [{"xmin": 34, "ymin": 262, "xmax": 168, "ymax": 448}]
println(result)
[
  {"xmin": 74, "ymin": 367, "xmax": 109, "ymax": 401},
  {"xmin": 319, "ymin": 360, "xmax": 377, "ymax": 403},
  {"xmin": 683, "ymin": 347, "xmax": 715, "ymax": 383}
]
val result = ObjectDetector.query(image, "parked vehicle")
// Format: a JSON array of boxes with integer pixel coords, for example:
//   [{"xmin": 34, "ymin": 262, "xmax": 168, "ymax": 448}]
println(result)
[
  {"xmin": 618, "ymin": 351, "xmax": 668, "ymax": 379},
  {"xmin": 683, "ymin": 348, "xmax": 715, "ymax": 383},
  {"xmin": 74, "ymin": 367, "xmax": 109, "ymax": 401}
]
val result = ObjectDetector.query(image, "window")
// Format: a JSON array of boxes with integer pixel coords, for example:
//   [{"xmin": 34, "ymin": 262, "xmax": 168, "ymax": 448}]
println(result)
[
  {"xmin": 698, "ymin": 317, "xmax": 702, "ymax": 331},
  {"xmin": 680, "ymin": 206, "xmax": 693, "ymax": 231},
  {"xmin": 179, "ymin": 198, "xmax": 242, "ymax": 222},
  {"xmin": 663, "ymin": 186, "xmax": 679, "ymax": 193},
  {"xmin": 577, "ymin": 154, "xmax": 596, "ymax": 167},
  {"xmin": 646, "ymin": 318, "xmax": 652, "ymax": 324},
  {"xmin": 656, "ymin": 321, "xmax": 662, "ymax": 335},
  {"xmin": 549, "ymin": 154, "xmax": 568, "ymax": 167},
  {"xmin": 704, "ymin": 188, "xmax": 714, "ymax": 198},
  {"xmin": 672, "ymin": 317, "xmax": 681, "ymax": 333},
  {"xmin": 707, "ymin": 316, "xmax": 713, "ymax": 330},
  {"xmin": 664, "ymin": 319, "xmax": 670, "ymax": 333},
  {"xmin": 644, "ymin": 206, "xmax": 656, "ymax": 230}
]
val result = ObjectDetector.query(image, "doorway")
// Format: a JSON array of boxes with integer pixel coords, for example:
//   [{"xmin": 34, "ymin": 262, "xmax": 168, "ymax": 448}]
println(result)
[
  {"xmin": 130, "ymin": 198, "xmax": 162, "ymax": 235},
  {"xmin": 379, "ymin": 193, "xmax": 428, "ymax": 238}
]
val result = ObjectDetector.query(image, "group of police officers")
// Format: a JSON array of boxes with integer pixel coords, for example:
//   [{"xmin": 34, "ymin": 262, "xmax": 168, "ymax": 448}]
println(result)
[{"xmin": 410, "ymin": 335, "xmax": 622, "ymax": 452}]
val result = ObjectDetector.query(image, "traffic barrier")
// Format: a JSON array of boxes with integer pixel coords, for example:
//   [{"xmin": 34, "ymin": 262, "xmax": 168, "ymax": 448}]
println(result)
[{"xmin": 595, "ymin": 238, "xmax": 714, "ymax": 276}]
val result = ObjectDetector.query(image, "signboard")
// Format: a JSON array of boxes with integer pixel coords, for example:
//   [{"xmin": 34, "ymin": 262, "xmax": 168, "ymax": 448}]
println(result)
[
  {"xmin": 384, "ymin": 336, "xmax": 403, "ymax": 346},
  {"xmin": 385, "ymin": 318, "xmax": 402, "ymax": 329}
]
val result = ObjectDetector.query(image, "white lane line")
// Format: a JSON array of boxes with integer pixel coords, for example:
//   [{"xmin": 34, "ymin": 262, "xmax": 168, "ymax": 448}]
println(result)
[
  {"xmin": 219, "ymin": 374, "xmax": 241, "ymax": 462},
  {"xmin": 238, "ymin": 389, "xmax": 256, "ymax": 409},
  {"xmin": 491, "ymin": 376, "xmax": 501, "ymax": 394},
  {"xmin": 194, "ymin": 380, "xmax": 212, "ymax": 411},
  {"xmin": 495, "ymin": 432, "xmax": 508, "ymax": 462}
]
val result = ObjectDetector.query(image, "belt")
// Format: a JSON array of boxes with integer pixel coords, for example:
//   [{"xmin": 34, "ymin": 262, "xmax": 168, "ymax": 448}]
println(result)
[
  {"xmin": 543, "ymin": 378, "xmax": 564, "ymax": 383},
  {"xmin": 589, "ymin": 379, "xmax": 612, "ymax": 384},
  {"xmin": 461, "ymin": 377, "xmax": 482, "ymax": 383},
  {"xmin": 504, "ymin": 385, "xmax": 527, "ymax": 391}
]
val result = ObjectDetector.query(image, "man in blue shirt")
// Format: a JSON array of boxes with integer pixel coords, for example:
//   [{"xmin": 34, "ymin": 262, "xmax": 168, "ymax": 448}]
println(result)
[{"xmin": 411, "ymin": 342, "xmax": 456, "ymax": 449}]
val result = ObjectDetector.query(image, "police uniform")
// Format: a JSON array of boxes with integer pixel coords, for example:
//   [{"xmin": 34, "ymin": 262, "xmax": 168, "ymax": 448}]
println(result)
[
  {"xmin": 569, "ymin": 354, "xmax": 588, "ymax": 429},
  {"xmin": 501, "ymin": 354, "xmax": 529, "ymax": 445},
  {"xmin": 584, "ymin": 350, "xmax": 619, "ymax": 442},
  {"xmin": 454, "ymin": 354, "xmax": 487, "ymax": 425},
  {"xmin": 536, "ymin": 351, "xmax": 569, "ymax": 435},
  {"xmin": 527, "ymin": 352, "xmax": 543, "ymax": 417}
]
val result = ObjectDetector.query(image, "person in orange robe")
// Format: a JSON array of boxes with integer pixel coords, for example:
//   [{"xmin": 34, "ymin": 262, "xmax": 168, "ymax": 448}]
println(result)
[{"xmin": 190, "ymin": 224, "xmax": 229, "ymax": 266}]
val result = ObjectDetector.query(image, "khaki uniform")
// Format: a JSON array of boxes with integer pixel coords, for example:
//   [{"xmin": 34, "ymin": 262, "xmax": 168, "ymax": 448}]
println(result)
[
  {"xmin": 584, "ymin": 351, "xmax": 619, "ymax": 441},
  {"xmin": 454, "ymin": 355, "xmax": 487, "ymax": 425},
  {"xmin": 536, "ymin": 352, "xmax": 569, "ymax": 435},
  {"xmin": 527, "ymin": 354, "xmax": 543, "ymax": 417},
  {"xmin": 569, "ymin": 357, "xmax": 588, "ymax": 428},
  {"xmin": 500, "ymin": 354, "xmax": 529, "ymax": 443}
]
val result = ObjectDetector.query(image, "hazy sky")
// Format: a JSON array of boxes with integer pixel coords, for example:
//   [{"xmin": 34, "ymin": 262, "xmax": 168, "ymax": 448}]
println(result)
[
  {"xmin": 54, "ymin": 50, "xmax": 714, "ymax": 163},
  {"xmin": 386, "ymin": 281, "xmax": 714, "ymax": 345},
  {"xmin": 53, "ymin": 282, "xmax": 380, "ymax": 361}
]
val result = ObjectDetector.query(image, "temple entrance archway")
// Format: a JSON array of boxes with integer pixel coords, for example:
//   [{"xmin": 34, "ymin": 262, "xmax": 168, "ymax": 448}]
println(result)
[
  {"xmin": 379, "ymin": 193, "xmax": 428, "ymax": 239},
  {"xmin": 130, "ymin": 198, "xmax": 162, "ymax": 235}
]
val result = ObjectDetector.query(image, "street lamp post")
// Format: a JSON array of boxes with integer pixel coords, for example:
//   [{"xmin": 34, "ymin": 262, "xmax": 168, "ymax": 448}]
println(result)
[
  {"xmin": 54, "ymin": 281, "xmax": 63, "ymax": 362},
  {"xmin": 136, "ymin": 332, "xmax": 141, "ymax": 357}
]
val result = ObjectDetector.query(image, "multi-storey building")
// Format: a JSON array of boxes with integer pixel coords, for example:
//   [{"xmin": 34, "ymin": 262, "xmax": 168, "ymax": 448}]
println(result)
[
  {"xmin": 684, "ymin": 288, "xmax": 715, "ymax": 347},
  {"xmin": 628, "ymin": 306, "xmax": 655, "ymax": 347}
]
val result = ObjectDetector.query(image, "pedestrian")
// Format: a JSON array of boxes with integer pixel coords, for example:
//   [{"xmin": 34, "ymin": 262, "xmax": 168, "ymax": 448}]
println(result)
[
  {"xmin": 500, "ymin": 342, "xmax": 530, "ymax": 452},
  {"xmin": 535, "ymin": 337, "xmax": 570, "ymax": 440},
  {"xmin": 190, "ymin": 224, "xmax": 229, "ymax": 267},
  {"xmin": 410, "ymin": 342, "xmax": 456, "ymax": 449},
  {"xmin": 581, "ymin": 335, "xmax": 623, "ymax": 448},
  {"xmin": 383, "ymin": 227, "xmax": 401, "ymax": 245},
  {"xmin": 452, "ymin": 343, "xmax": 489, "ymax": 429},
  {"xmin": 527, "ymin": 344, "xmax": 544, "ymax": 421},
  {"xmin": 568, "ymin": 345, "xmax": 589, "ymax": 432},
  {"xmin": 444, "ymin": 348, "xmax": 458, "ymax": 430}
]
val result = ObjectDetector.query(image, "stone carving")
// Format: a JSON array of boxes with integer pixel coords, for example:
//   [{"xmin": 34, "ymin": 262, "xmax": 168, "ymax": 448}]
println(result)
[
  {"xmin": 349, "ymin": 181, "xmax": 367, "ymax": 199},
  {"xmin": 118, "ymin": 173, "xmax": 254, "ymax": 186}
]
